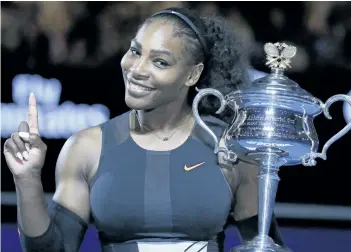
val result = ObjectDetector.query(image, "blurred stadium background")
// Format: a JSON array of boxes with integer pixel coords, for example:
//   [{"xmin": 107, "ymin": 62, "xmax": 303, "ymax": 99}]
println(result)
[{"xmin": 1, "ymin": 1, "xmax": 351, "ymax": 251}]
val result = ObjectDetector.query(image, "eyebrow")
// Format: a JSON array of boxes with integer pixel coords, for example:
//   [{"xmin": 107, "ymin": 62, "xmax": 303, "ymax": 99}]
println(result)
[{"xmin": 131, "ymin": 39, "xmax": 174, "ymax": 58}]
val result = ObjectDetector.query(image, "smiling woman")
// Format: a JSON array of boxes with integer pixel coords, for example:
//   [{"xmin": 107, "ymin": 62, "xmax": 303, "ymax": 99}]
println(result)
[
  {"xmin": 122, "ymin": 20, "xmax": 197, "ymax": 111},
  {"xmin": 6, "ymin": 7, "xmax": 287, "ymax": 252}
]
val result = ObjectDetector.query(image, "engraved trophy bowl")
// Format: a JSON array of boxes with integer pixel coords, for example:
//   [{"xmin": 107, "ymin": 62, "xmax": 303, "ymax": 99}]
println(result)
[{"xmin": 192, "ymin": 42, "xmax": 351, "ymax": 252}]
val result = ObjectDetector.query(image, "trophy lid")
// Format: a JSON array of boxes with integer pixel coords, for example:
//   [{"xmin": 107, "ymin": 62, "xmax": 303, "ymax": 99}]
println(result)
[{"xmin": 232, "ymin": 42, "xmax": 322, "ymax": 115}]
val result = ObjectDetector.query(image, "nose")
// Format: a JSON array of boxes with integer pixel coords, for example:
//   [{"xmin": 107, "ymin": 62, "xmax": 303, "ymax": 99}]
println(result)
[{"xmin": 130, "ymin": 58, "xmax": 149, "ymax": 80}]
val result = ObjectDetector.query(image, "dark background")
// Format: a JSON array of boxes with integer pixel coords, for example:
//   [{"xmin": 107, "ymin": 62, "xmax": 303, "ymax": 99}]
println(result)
[{"xmin": 2, "ymin": 1, "xmax": 351, "ymax": 228}]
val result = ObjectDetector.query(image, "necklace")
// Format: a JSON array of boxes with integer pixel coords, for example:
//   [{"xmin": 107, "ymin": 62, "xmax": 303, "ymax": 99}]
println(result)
[{"xmin": 133, "ymin": 109, "xmax": 192, "ymax": 141}]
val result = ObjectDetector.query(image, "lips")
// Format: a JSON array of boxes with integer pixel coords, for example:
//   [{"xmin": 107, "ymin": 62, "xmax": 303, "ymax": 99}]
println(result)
[
  {"xmin": 127, "ymin": 78, "xmax": 155, "ymax": 90},
  {"xmin": 126, "ymin": 79, "xmax": 156, "ymax": 97}
]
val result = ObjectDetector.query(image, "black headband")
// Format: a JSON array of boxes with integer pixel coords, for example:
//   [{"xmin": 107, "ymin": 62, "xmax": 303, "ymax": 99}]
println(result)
[{"xmin": 151, "ymin": 10, "xmax": 209, "ymax": 57}]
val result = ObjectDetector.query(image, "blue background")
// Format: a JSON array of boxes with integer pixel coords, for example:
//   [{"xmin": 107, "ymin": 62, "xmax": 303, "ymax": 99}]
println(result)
[{"xmin": 2, "ymin": 224, "xmax": 350, "ymax": 252}]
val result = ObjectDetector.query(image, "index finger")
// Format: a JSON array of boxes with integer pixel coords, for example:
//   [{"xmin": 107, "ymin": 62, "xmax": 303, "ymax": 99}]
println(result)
[{"xmin": 28, "ymin": 92, "xmax": 40, "ymax": 135}]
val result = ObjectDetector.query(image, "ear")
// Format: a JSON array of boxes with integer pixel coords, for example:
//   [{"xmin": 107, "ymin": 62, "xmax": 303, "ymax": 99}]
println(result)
[{"xmin": 184, "ymin": 63, "xmax": 204, "ymax": 87}]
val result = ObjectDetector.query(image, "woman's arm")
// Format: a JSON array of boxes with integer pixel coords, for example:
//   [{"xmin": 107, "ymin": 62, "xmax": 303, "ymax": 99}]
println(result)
[
  {"xmin": 18, "ymin": 127, "xmax": 101, "ymax": 252},
  {"xmin": 218, "ymin": 137, "xmax": 286, "ymax": 247},
  {"xmin": 235, "ymin": 213, "xmax": 285, "ymax": 246},
  {"xmin": 231, "ymin": 158, "xmax": 286, "ymax": 247}
]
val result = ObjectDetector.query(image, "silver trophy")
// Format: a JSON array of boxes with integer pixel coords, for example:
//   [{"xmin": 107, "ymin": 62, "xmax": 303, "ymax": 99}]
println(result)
[{"xmin": 192, "ymin": 42, "xmax": 351, "ymax": 252}]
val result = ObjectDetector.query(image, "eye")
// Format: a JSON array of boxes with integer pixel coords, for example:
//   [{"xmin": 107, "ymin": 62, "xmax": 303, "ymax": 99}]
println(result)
[
  {"xmin": 154, "ymin": 59, "xmax": 169, "ymax": 68},
  {"xmin": 130, "ymin": 47, "xmax": 140, "ymax": 56}
]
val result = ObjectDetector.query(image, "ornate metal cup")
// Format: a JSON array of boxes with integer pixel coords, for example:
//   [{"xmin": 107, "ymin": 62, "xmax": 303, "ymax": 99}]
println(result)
[{"xmin": 192, "ymin": 42, "xmax": 351, "ymax": 252}]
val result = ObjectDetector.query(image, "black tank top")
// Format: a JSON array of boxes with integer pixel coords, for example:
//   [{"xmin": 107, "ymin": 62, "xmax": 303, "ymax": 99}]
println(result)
[{"xmin": 89, "ymin": 111, "xmax": 234, "ymax": 252}]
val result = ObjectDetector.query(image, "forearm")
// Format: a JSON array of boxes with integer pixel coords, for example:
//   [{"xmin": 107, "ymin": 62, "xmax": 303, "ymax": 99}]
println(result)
[
  {"xmin": 16, "ymin": 184, "xmax": 88, "ymax": 252},
  {"xmin": 14, "ymin": 175, "xmax": 51, "ymax": 237}
]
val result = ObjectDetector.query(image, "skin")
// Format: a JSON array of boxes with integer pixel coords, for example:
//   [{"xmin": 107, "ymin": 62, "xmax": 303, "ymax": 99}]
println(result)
[
  {"xmin": 122, "ymin": 21, "xmax": 204, "ymax": 130},
  {"xmin": 3, "ymin": 19, "xmax": 258, "ymax": 241}
]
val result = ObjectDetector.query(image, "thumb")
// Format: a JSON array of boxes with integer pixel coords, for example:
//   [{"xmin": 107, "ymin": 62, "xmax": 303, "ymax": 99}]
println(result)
[
  {"xmin": 18, "ymin": 132, "xmax": 46, "ymax": 150},
  {"xmin": 18, "ymin": 121, "xmax": 30, "ymax": 133}
]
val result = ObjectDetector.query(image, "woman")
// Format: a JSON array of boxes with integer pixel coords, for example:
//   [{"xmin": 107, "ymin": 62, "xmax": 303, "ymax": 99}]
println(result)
[{"xmin": 4, "ymin": 7, "xmax": 285, "ymax": 252}]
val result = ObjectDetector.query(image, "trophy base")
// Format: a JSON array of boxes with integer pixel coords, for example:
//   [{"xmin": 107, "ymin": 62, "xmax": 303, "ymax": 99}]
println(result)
[{"xmin": 231, "ymin": 235, "xmax": 290, "ymax": 252}]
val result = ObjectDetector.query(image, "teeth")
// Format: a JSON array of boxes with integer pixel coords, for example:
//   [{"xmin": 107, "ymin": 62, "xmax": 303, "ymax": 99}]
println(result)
[{"xmin": 130, "ymin": 82, "xmax": 153, "ymax": 91}]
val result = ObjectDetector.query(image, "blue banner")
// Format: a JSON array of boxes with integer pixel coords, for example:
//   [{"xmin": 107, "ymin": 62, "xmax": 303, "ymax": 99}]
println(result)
[{"xmin": 2, "ymin": 224, "xmax": 349, "ymax": 251}]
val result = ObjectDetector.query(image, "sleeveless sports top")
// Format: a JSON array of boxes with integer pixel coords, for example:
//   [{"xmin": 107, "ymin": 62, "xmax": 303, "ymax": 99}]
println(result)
[{"xmin": 89, "ymin": 111, "xmax": 236, "ymax": 252}]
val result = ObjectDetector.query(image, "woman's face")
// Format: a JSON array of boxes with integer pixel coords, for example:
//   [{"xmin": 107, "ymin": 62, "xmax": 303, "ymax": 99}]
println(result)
[{"xmin": 121, "ymin": 19, "xmax": 197, "ymax": 110}]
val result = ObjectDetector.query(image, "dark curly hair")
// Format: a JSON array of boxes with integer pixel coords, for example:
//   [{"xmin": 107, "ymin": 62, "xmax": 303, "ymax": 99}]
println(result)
[{"xmin": 143, "ymin": 7, "xmax": 249, "ymax": 122}]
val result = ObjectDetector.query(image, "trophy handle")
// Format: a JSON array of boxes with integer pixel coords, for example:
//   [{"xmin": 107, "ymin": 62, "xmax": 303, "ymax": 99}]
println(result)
[
  {"xmin": 192, "ymin": 88, "xmax": 233, "ymax": 157},
  {"xmin": 302, "ymin": 94, "xmax": 351, "ymax": 166}
]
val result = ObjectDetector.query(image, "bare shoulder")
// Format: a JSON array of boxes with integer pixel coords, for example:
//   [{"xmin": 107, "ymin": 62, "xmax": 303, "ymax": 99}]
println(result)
[
  {"xmin": 218, "ymin": 137, "xmax": 259, "ymax": 192},
  {"xmin": 53, "ymin": 126, "xmax": 102, "ymax": 221},
  {"xmin": 56, "ymin": 125, "xmax": 102, "ymax": 180},
  {"xmin": 201, "ymin": 115, "xmax": 259, "ymax": 190},
  {"xmin": 71, "ymin": 126, "xmax": 102, "ymax": 147}
]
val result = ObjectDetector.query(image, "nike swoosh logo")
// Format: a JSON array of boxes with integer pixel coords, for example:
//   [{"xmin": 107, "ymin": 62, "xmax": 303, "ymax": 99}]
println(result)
[{"xmin": 184, "ymin": 162, "xmax": 205, "ymax": 171}]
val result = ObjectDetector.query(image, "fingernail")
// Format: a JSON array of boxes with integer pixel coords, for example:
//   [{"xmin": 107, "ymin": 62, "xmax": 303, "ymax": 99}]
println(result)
[
  {"xmin": 25, "ymin": 143, "xmax": 30, "ymax": 152},
  {"xmin": 30, "ymin": 92, "xmax": 34, "ymax": 97},
  {"xmin": 18, "ymin": 132, "xmax": 30, "ymax": 139},
  {"xmin": 16, "ymin": 152, "xmax": 23, "ymax": 161},
  {"xmin": 23, "ymin": 151, "xmax": 29, "ymax": 160}
]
